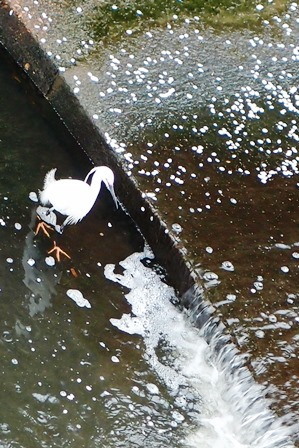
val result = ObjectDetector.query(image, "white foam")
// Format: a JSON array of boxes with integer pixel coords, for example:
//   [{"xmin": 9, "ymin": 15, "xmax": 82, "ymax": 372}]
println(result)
[
  {"xmin": 29, "ymin": 191, "xmax": 38, "ymax": 202},
  {"xmin": 104, "ymin": 246, "xmax": 296, "ymax": 448},
  {"xmin": 66, "ymin": 289, "xmax": 91, "ymax": 308}
]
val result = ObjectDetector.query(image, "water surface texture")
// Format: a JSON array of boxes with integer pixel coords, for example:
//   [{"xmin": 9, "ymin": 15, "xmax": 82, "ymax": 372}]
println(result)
[
  {"xmin": 2, "ymin": 0, "xmax": 299, "ymax": 444},
  {"xmin": 0, "ymin": 55, "xmax": 296, "ymax": 448}
]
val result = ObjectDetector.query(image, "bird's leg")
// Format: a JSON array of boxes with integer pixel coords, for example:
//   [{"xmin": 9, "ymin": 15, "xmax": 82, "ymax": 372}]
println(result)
[
  {"xmin": 48, "ymin": 241, "xmax": 71, "ymax": 262},
  {"xmin": 60, "ymin": 215, "xmax": 72, "ymax": 234},
  {"xmin": 45, "ymin": 206, "xmax": 54, "ymax": 216},
  {"xmin": 35, "ymin": 216, "xmax": 53, "ymax": 238},
  {"xmin": 57, "ymin": 215, "xmax": 72, "ymax": 234}
]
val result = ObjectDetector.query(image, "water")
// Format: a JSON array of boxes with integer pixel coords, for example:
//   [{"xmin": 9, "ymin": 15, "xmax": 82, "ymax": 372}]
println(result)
[
  {"xmin": 105, "ymin": 249, "xmax": 296, "ymax": 448},
  {"xmin": 0, "ymin": 56, "xmax": 168, "ymax": 447},
  {"xmin": 0, "ymin": 52, "xmax": 296, "ymax": 447},
  {"xmin": 2, "ymin": 0, "xmax": 299, "ymax": 445},
  {"xmin": 40, "ymin": 2, "xmax": 299, "ymax": 432}
]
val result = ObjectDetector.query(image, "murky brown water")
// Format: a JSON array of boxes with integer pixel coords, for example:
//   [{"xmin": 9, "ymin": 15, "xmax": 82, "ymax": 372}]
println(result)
[
  {"xmin": 82, "ymin": 21, "xmax": 299, "ymax": 427},
  {"xmin": 1, "ymin": 50, "xmax": 297, "ymax": 447}
]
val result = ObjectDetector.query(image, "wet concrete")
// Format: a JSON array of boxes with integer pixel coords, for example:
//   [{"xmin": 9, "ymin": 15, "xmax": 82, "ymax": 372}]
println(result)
[{"xmin": 0, "ymin": 0, "xmax": 298, "ymax": 443}]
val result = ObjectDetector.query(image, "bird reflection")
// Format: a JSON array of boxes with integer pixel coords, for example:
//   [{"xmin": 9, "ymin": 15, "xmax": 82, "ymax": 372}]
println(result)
[{"xmin": 22, "ymin": 209, "xmax": 62, "ymax": 317}]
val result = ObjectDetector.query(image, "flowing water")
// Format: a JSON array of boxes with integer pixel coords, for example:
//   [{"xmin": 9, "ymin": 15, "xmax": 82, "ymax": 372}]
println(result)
[
  {"xmin": 34, "ymin": 1, "xmax": 299, "ymax": 436},
  {"xmin": 0, "ymin": 52, "xmax": 296, "ymax": 447},
  {"xmin": 1, "ymin": 0, "xmax": 299, "ymax": 445}
]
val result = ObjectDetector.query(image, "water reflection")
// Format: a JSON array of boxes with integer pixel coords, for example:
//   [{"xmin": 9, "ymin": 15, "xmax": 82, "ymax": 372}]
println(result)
[{"xmin": 22, "ymin": 209, "xmax": 61, "ymax": 317}]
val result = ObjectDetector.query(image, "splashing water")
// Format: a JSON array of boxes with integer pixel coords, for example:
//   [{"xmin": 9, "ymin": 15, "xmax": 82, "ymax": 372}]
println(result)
[{"xmin": 104, "ymin": 246, "xmax": 296, "ymax": 448}]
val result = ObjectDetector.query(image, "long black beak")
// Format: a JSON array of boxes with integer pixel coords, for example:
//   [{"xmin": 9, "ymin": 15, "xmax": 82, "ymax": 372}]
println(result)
[{"xmin": 107, "ymin": 183, "xmax": 118, "ymax": 209}]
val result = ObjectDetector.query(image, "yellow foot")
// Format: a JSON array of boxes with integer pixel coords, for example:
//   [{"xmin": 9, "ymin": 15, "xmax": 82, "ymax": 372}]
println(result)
[
  {"xmin": 35, "ymin": 217, "xmax": 53, "ymax": 238},
  {"xmin": 48, "ymin": 241, "xmax": 71, "ymax": 262}
]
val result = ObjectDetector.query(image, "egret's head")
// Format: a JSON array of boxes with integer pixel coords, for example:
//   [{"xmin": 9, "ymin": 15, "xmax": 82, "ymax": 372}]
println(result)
[
  {"xmin": 90, "ymin": 166, "xmax": 118, "ymax": 209},
  {"xmin": 100, "ymin": 166, "xmax": 114, "ymax": 186}
]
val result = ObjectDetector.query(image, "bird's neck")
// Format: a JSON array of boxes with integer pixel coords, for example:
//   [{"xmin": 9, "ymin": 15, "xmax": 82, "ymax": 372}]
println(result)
[{"xmin": 89, "ymin": 177, "xmax": 103, "ymax": 205}]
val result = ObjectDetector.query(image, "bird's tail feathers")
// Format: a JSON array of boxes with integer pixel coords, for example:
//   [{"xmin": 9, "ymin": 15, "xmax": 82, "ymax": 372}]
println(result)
[
  {"xmin": 64, "ymin": 215, "xmax": 81, "ymax": 226},
  {"xmin": 43, "ymin": 168, "xmax": 57, "ymax": 189},
  {"xmin": 39, "ymin": 168, "xmax": 57, "ymax": 205}
]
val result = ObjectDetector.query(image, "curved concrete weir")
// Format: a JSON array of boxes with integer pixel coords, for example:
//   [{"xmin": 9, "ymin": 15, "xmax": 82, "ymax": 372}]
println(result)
[{"xmin": 0, "ymin": 0, "xmax": 298, "ymax": 445}]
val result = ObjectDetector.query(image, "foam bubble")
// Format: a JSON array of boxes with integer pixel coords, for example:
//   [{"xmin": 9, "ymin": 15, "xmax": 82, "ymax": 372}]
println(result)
[
  {"xmin": 66, "ymin": 289, "xmax": 91, "ymax": 308},
  {"xmin": 105, "ymin": 247, "xmax": 295, "ymax": 447}
]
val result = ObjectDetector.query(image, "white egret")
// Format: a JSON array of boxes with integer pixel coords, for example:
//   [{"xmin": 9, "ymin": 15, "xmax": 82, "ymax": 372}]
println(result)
[
  {"xmin": 36, "ymin": 166, "xmax": 118, "ymax": 261},
  {"xmin": 39, "ymin": 166, "xmax": 118, "ymax": 232}
]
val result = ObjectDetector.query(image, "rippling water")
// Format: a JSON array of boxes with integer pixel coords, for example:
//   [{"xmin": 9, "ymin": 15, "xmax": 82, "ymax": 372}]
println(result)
[
  {"xmin": 0, "ymin": 51, "xmax": 297, "ymax": 447},
  {"xmin": 1, "ymin": 0, "xmax": 299, "ymax": 445},
  {"xmin": 105, "ymin": 248, "xmax": 296, "ymax": 448}
]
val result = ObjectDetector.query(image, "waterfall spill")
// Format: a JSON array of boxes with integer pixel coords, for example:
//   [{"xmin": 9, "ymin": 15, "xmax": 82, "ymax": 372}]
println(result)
[{"xmin": 105, "ymin": 246, "xmax": 297, "ymax": 447}]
